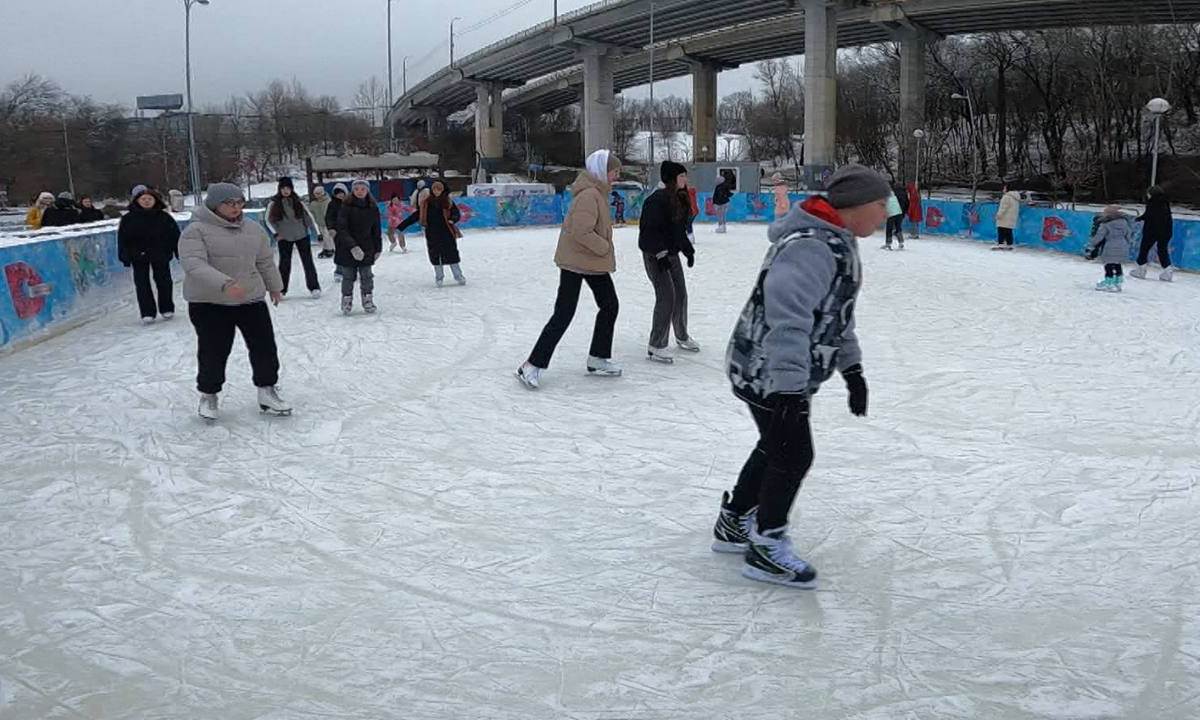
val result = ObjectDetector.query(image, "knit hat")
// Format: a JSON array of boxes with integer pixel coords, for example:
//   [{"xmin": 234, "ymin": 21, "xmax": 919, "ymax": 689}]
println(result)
[
  {"xmin": 824, "ymin": 164, "xmax": 891, "ymax": 209},
  {"xmin": 660, "ymin": 160, "xmax": 686, "ymax": 187},
  {"xmin": 57, "ymin": 191, "xmax": 74, "ymax": 201},
  {"xmin": 332, "ymin": 183, "xmax": 349, "ymax": 196},
  {"xmin": 130, "ymin": 184, "xmax": 149, "ymax": 200},
  {"xmin": 312, "ymin": 185, "xmax": 327, "ymax": 197},
  {"xmin": 277, "ymin": 176, "xmax": 294, "ymax": 190},
  {"xmin": 204, "ymin": 182, "xmax": 245, "ymax": 211},
  {"xmin": 351, "ymin": 179, "xmax": 371, "ymax": 192},
  {"xmin": 417, "ymin": 180, "xmax": 426, "ymax": 189}
]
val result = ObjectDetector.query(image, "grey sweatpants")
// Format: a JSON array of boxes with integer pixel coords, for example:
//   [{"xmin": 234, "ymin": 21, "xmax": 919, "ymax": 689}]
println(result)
[
  {"xmin": 642, "ymin": 252, "xmax": 689, "ymax": 349},
  {"xmin": 715, "ymin": 203, "xmax": 729, "ymax": 232},
  {"xmin": 341, "ymin": 265, "xmax": 374, "ymax": 297}
]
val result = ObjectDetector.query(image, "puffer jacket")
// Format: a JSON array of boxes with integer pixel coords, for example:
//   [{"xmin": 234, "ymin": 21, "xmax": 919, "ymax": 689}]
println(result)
[
  {"xmin": 40, "ymin": 198, "xmax": 80, "ymax": 227},
  {"xmin": 1138, "ymin": 194, "xmax": 1173, "ymax": 242},
  {"xmin": 638, "ymin": 187, "xmax": 694, "ymax": 259},
  {"xmin": 118, "ymin": 198, "xmax": 180, "ymax": 264},
  {"xmin": 308, "ymin": 195, "xmax": 331, "ymax": 231},
  {"xmin": 996, "ymin": 191, "xmax": 1020, "ymax": 229},
  {"xmin": 727, "ymin": 196, "xmax": 863, "ymax": 407},
  {"xmin": 265, "ymin": 196, "xmax": 316, "ymax": 241},
  {"xmin": 554, "ymin": 171, "xmax": 615, "ymax": 274},
  {"xmin": 334, "ymin": 196, "xmax": 383, "ymax": 268},
  {"xmin": 1085, "ymin": 213, "xmax": 1135, "ymax": 263},
  {"xmin": 179, "ymin": 204, "xmax": 283, "ymax": 305}
]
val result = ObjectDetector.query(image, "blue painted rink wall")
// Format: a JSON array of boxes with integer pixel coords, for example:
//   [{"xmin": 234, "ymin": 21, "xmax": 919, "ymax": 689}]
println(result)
[{"xmin": 3, "ymin": 196, "xmax": 1198, "ymax": 353}]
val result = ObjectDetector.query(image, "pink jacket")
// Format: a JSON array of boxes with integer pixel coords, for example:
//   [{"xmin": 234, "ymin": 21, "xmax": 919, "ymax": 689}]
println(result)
[{"xmin": 386, "ymin": 201, "xmax": 405, "ymax": 228}]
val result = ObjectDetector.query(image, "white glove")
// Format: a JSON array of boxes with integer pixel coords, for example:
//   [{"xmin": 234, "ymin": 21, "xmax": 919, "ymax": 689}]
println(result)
[{"xmin": 350, "ymin": 246, "xmax": 365, "ymax": 262}]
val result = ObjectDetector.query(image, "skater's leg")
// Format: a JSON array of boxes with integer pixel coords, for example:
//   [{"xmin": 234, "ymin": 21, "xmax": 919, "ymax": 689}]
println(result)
[
  {"xmin": 341, "ymin": 266, "xmax": 358, "ymax": 298},
  {"xmin": 1157, "ymin": 236, "xmax": 1172, "ymax": 268},
  {"xmin": 450, "ymin": 263, "xmax": 465, "ymax": 282},
  {"xmin": 434, "ymin": 264, "xmax": 445, "ymax": 283},
  {"xmin": 666, "ymin": 253, "xmax": 689, "ymax": 342},
  {"xmin": 528, "ymin": 270, "xmax": 584, "ymax": 368},
  {"xmin": 189, "ymin": 302, "xmax": 237, "ymax": 394},
  {"xmin": 755, "ymin": 397, "xmax": 815, "ymax": 532},
  {"xmin": 583, "ymin": 272, "xmax": 619, "ymax": 360},
  {"xmin": 150, "ymin": 257, "xmax": 175, "ymax": 315},
  {"xmin": 131, "ymin": 260, "xmax": 156, "ymax": 319},
  {"xmin": 233, "ymin": 301, "xmax": 280, "ymax": 389},
  {"xmin": 359, "ymin": 266, "xmax": 374, "ymax": 296},
  {"xmin": 277, "ymin": 239, "xmax": 294, "ymax": 294},
  {"xmin": 727, "ymin": 404, "xmax": 774, "ymax": 513},
  {"xmin": 296, "ymin": 240, "xmax": 320, "ymax": 291},
  {"xmin": 1105, "ymin": 263, "xmax": 1120, "ymax": 278},
  {"xmin": 642, "ymin": 252, "xmax": 675, "ymax": 350},
  {"xmin": 1137, "ymin": 233, "xmax": 1156, "ymax": 266},
  {"xmin": 884, "ymin": 216, "xmax": 896, "ymax": 247},
  {"xmin": 388, "ymin": 226, "xmax": 397, "ymax": 250}
]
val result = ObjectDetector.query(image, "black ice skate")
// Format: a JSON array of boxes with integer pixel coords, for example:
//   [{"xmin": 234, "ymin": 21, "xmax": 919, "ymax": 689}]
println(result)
[
  {"xmin": 712, "ymin": 491, "xmax": 756, "ymax": 553},
  {"xmin": 742, "ymin": 525, "xmax": 817, "ymax": 589}
]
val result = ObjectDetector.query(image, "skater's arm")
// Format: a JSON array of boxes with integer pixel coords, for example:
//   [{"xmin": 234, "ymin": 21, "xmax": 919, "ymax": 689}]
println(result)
[
  {"xmin": 178, "ymin": 226, "xmax": 234, "ymax": 292},
  {"xmin": 165, "ymin": 215, "xmax": 181, "ymax": 259},
  {"xmin": 396, "ymin": 211, "xmax": 419, "ymax": 232},
  {"xmin": 117, "ymin": 215, "xmax": 132, "ymax": 265},
  {"xmin": 254, "ymin": 226, "xmax": 285, "ymax": 293},
  {"xmin": 761, "ymin": 239, "xmax": 836, "ymax": 395},
  {"xmin": 263, "ymin": 201, "xmax": 278, "ymax": 236},
  {"xmin": 301, "ymin": 202, "xmax": 319, "ymax": 235},
  {"xmin": 837, "ymin": 315, "xmax": 862, "ymax": 372},
  {"xmin": 371, "ymin": 208, "xmax": 383, "ymax": 256}
]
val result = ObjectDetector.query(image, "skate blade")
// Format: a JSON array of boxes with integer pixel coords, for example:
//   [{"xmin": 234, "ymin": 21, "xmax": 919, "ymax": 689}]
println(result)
[
  {"xmin": 741, "ymin": 565, "xmax": 818, "ymax": 589},
  {"xmin": 586, "ymin": 368, "xmax": 623, "ymax": 377},
  {"xmin": 646, "ymin": 354, "xmax": 675, "ymax": 364},
  {"xmin": 711, "ymin": 539, "xmax": 748, "ymax": 554},
  {"xmin": 260, "ymin": 406, "xmax": 293, "ymax": 416}
]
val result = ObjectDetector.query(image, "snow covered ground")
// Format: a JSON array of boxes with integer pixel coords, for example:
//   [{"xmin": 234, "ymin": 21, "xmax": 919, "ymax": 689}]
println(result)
[{"xmin": 2, "ymin": 225, "xmax": 1199, "ymax": 719}]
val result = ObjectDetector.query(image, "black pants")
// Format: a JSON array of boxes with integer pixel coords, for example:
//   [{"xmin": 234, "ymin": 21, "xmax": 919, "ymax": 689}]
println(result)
[
  {"xmin": 1105, "ymin": 263, "xmax": 1124, "ymax": 278},
  {"xmin": 132, "ymin": 258, "xmax": 174, "ymax": 319},
  {"xmin": 188, "ymin": 301, "xmax": 280, "ymax": 394},
  {"xmin": 997, "ymin": 227, "xmax": 1014, "ymax": 246},
  {"xmin": 728, "ymin": 400, "xmax": 815, "ymax": 533},
  {"xmin": 1136, "ymin": 233, "xmax": 1171, "ymax": 267},
  {"xmin": 278, "ymin": 239, "xmax": 320, "ymax": 294},
  {"xmin": 885, "ymin": 215, "xmax": 905, "ymax": 245},
  {"xmin": 528, "ymin": 270, "xmax": 619, "ymax": 368}
]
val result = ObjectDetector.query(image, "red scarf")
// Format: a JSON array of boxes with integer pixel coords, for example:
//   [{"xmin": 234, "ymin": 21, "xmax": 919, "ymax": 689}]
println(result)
[{"xmin": 799, "ymin": 196, "xmax": 846, "ymax": 228}]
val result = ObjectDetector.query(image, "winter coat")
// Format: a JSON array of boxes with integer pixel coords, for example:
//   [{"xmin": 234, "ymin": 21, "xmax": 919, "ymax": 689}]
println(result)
[
  {"xmin": 554, "ymin": 170, "xmax": 614, "ymax": 274},
  {"xmin": 77, "ymin": 206, "xmax": 105, "ymax": 223},
  {"xmin": 1085, "ymin": 213, "xmax": 1135, "ymax": 264},
  {"xmin": 265, "ymin": 196, "xmax": 317, "ymax": 242},
  {"xmin": 40, "ymin": 199, "xmax": 81, "ymax": 227},
  {"xmin": 727, "ymin": 195, "xmax": 862, "ymax": 407},
  {"xmin": 713, "ymin": 179, "xmax": 733, "ymax": 206},
  {"xmin": 102, "ymin": 204, "xmax": 123, "ymax": 220},
  {"xmin": 638, "ymin": 187, "xmax": 695, "ymax": 261},
  {"xmin": 996, "ymin": 191, "xmax": 1020, "ymax": 229},
  {"xmin": 773, "ymin": 182, "xmax": 789, "ymax": 217},
  {"xmin": 334, "ymin": 196, "xmax": 383, "ymax": 268},
  {"xmin": 24, "ymin": 206, "xmax": 45, "ymax": 229},
  {"xmin": 324, "ymin": 197, "xmax": 343, "ymax": 231},
  {"xmin": 892, "ymin": 184, "xmax": 910, "ymax": 217},
  {"xmin": 386, "ymin": 201, "xmax": 406, "ymax": 228},
  {"xmin": 178, "ymin": 204, "xmax": 283, "ymax": 306},
  {"xmin": 307, "ymin": 196, "xmax": 331, "ymax": 231},
  {"xmin": 1137, "ymin": 194, "xmax": 1173, "ymax": 242},
  {"xmin": 118, "ymin": 200, "xmax": 181, "ymax": 265},
  {"xmin": 419, "ymin": 195, "xmax": 463, "ymax": 266}
]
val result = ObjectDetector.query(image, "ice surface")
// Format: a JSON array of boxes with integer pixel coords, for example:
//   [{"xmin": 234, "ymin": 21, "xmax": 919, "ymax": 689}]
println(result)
[{"xmin": 1, "ymin": 226, "xmax": 1198, "ymax": 719}]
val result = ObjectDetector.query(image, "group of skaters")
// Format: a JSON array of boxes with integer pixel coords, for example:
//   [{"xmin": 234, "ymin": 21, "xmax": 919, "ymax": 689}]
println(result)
[{"xmin": 24, "ymin": 191, "xmax": 119, "ymax": 229}]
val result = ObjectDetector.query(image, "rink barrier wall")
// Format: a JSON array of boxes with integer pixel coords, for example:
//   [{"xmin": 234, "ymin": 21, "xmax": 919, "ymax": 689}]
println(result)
[{"xmin": 4, "ymin": 197, "xmax": 1200, "ymax": 353}]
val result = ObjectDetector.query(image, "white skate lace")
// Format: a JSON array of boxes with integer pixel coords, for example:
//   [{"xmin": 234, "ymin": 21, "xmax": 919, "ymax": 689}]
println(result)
[{"xmin": 766, "ymin": 535, "xmax": 810, "ymax": 572}]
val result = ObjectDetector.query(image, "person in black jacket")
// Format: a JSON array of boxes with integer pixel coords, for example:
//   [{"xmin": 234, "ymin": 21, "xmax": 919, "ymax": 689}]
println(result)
[
  {"xmin": 118, "ymin": 184, "xmax": 181, "ymax": 323},
  {"xmin": 420, "ymin": 179, "xmax": 465, "ymax": 287},
  {"xmin": 41, "ymin": 192, "xmax": 81, "ymax": 227},
  {"xmin": 639, "ymin": 161, "xmax": 698, "ymax": 363},
  {"xmin": 77, "ymin": 195, "xmax": 105, "ymax": 223},
  {"xmin": 326, "ymin": 183, "xmax": 348, "ymax": 279},
  {"xmin": 713, "ymin": 171, "xmax": 734, "ymax": 233},
  {"xmin": 884, "ymin": 182, "xmax": 910, "ymax": 250},
  {"xmin": 335, "ymin": 179, "xmax": 383, "ymax": 314},
  {"xmin": 1132, "ymin": 185, "xmax": 1175, "ymax": 281}
]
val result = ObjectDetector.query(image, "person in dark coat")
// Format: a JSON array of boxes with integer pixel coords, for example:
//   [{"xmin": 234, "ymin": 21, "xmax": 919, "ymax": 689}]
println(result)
[
  {"xmin": 712, "ymin": 171, "xmax": 734, "ymax": 233},
  {"xmin": 326, "ymin": 183, "xmax": 348, "ymax": 279},
  {"xmin": 1132, "ymin": 185, "xmax": 1175, "ymax": 281},
  {"xmin": 419, "ymin": 179, "xmax": 465, "ymax": 287},
  {"xmin": 41, "ymin": 192, "xmax": 82, "ymax": 227},
  {"xmin": 638, "ymin": 161, "xmax": 698, "ymax": 363},
  {"xmin": 77, "ymin": 195, "xmax": 106, "ymax": 223},
  {"xmin": 118, "ymin": 184, "xmax": 182, "ymax": 323},
  {"xmin": 334, "ymin": 179, "xmax": 383, "ymax": 314}
]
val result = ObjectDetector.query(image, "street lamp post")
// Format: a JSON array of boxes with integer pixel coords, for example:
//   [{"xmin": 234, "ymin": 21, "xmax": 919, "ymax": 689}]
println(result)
[
  {"xmin": 184, "ymin": 0, "xmax": 209, "ymax": 208},
  {"xmin": 1146, "ymin": 97, "xmax": 1171, "ymax": 188},
  {"xmin": 450, "ymin": 17, "xmax": 462, "ymax": 66},
  {"xmin": 402, "ymin": 56, "xmax": 409, "ymax": 95},
  {"xmin": 387, "ymin": 0, "xmax": 395, "ymax": 151},
  {"xmin": 912, "ymin": 128, "xmax": 925, "ymax": 238},
  {"xmin": 951, "ymin": 92, "xmax": 978, "ymax": 203},
  {"xmin": 647, "ymin": 0, "xmax": 655, "ymax": 183}
]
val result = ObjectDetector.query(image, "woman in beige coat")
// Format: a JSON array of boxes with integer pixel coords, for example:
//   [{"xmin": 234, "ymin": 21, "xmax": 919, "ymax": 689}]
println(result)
[{"xmin": 517, "ymin": 149, "xmax": 623, "ymax": 389}]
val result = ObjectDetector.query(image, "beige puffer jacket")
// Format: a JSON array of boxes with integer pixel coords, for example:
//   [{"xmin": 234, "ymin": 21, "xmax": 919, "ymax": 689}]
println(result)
[
  {"xmin": 996, "ymin": 191, "xmax": 1021, "ymax": 229},
  {"xmin": 554, "ymin": 171, "xmax": 614, "ymax": 274},
  {"xmin": 179, "ymin": 205, "xmax": 284, "ymax": 305}
]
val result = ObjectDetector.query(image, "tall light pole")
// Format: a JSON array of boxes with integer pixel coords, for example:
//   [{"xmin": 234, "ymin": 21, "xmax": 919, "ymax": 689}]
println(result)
[
  {"xmin": 61, "ymin": 116, "xmax": 75, "ymax": 196},
  {"xmin": 402, "ymin": 55, "xmax": 410, "ymax": 95},
  {"xmin": 184, "ymin": 0, "xmax": 209, "ymax": 208},
  {"xmin": 913, "ymin": 128, "xmax": 925, "ymax": 239},
  {"xmin": 647, "ymin": 0, "xmax": 656, "ymax": 182},
  {"xmin": 951, "ymin": 92, "xmax": 978, "ymax": 203},
  {"xmin": 387, "ymin": 0, "xmax": 395, "ymax": 151},
  {"xmin": 450, "ymin": 17, "xmax": 462, "ymax": 66},
  {"xmin": 1146, "ymin": 97, "xmax": 1171, "ymax": 188}
]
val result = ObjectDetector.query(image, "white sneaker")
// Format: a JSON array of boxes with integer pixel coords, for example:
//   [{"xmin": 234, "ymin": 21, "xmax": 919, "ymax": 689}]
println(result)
[
  {"xmin": 586, "ymin": 356, "xmax": 623, "ymax": 376},
  {"xmin": 1160, "ymin": 267, "xmax": 1175, "ymax": 282},
  {"xmin": 257, "ymin": 386, "xmax": 292, "ymax": 415},
  {"xmin": 646, "ymin": 346, "xmax": 675, "ymax": 364},
  {"xmin": 310, "ymin": 288, "xmax": 322, "ymax": 299},
  {"xmin": 141, "ymin": 317, "xmax": 155, "ymax": 325},
  {"xmin": 676, "ymin": 338, "xmax": 700, "ymax": 353},
  {"xmin": 161, "ymin": 312, "xmax": 174, "ymax": 320},
  {"xmin": 1130, "ymin": 265, "xmax": 1148, "ymax": 279},
  {"xmin": 198, "ymin": 393, "xmax": 219, "ymax": 421},
  {"xmin": 516, "ymin": 363, "xmax": 542, "ymax": 389}
]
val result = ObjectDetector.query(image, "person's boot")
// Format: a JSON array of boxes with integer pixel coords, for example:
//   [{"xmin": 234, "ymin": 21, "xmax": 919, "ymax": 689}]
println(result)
[
  {"xmin": 711, "ymin": 491, "xmax": 756, "ymax": 553},
  {"xmin": 1130, "ymin": 265, "xmax": 1148, "ymax": 279},
  {"xmin": 257, "ymin": 386, "xmax": 293, "ymax": 416},
  {"xmin": 742, "ymin": 524, "xmax": 818, "ymax": 588}
]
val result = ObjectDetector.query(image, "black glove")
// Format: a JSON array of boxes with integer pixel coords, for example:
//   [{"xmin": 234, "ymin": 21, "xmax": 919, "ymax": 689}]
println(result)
[
  {"xmin": 684, "ymin": 251, "xmax": 695, "ymax": 268},
  {"xmin": 842, "ymin": 364, "xmax": 868, "ymax": 417},
  {"xmin": 656, "ymin": 253, "xmax": 671, "ymax": 271}
]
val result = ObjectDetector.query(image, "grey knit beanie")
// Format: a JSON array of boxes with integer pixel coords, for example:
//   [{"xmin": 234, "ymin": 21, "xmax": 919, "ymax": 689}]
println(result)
[
  {"xmin": 204, "ymin": 182, "xmax": 244, "ymax": 211},
  {"xmin": 332, "ymin": 183, "xmax": 349, "ymax": 196},
  {"xmin": 57, "ymin": 191, "xmax": 74, "ymax": 201},
  {"xmin": 351, "ymin": 178, "xmax": 371, "ymax": 192},
  {"xmin": 825, "ymin": 164, "xmax": 891, "ymax": 209}
]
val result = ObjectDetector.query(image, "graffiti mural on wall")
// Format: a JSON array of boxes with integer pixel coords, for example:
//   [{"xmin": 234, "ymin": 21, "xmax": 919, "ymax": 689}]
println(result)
[{"xmin": 4, "ymin": 262, "xmax": 53, "ymax": 319}]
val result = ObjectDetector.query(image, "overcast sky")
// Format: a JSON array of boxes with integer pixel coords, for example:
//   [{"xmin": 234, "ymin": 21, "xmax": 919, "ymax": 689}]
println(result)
[{"xmin": 1, "ymin": 0, "xmax": 762, "ymax": 111}]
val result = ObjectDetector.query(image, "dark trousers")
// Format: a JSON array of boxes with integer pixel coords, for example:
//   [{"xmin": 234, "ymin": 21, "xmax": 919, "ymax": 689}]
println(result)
[
  {"xmin": 528, "ymin": 270, "xmax": 619, "ymax": 368},
  {"xmin": 728, "ymin": 400, "xmax": 815, "ymax": 533},
  {"xmin": 188, "ymin": 301, "xmax": 280, "ymax": 394},
  {"xmin": 885, "ymin": 215, "xmax": 905, "ymax": 245},
  {"xmin": 1105, "ymin": 263, "xmax": 1124, "ymax": 278},
  {"xmin": 132, "ymin": 258, "xmax": 174, "ymax": 319},
  {"xmin": 1136, "ymin": 234, "xmax": 1171, "ymax": 267},
  {"xmin": 642, "ymin": 252, "xmax": 689, "ymax": 349},
  {"xmin": 278, "ymin": 239, "xmax": 320, "ymax": 294},
  {"xmin": 997, "ymin": 227, "xmax": 1014, "ymax": 246}
]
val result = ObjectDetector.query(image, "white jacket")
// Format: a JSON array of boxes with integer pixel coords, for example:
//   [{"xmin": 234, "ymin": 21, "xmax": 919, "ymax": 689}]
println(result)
[{"xmin": 996, "ymin": 191, "xmax": 1020, "ymax": 229}]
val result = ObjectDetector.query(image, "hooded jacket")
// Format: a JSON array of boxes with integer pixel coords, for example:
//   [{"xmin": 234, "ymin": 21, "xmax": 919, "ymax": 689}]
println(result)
[
  {"xmin": 118, "ymin": 195, "xmax": 181, "ymax": 264},
  {"xmin": 996, "ymin": 191, "xmax": 1021, "ymax": 229},
  {"xmin": 334, "ymin": 195, "xmax": 384, "ymax": 268},
  {"xmin": 179, "ymin": 204, "xmax": 283, "ymax": 305},
  {"xmin": 265, "ymin": 195, "xmax": 317, "ymax": 241},
  {"xmin": 555, "ymin": 167, "xmax": 614, "ymax": 274},
  {"xmin": 307, "ymin": 192, "xmax": 331, "ymax": 231},
  {"xmin": 638, "ymin": 187, "xmax": 694, "ymax": 260},
  {"xmin": 713, "ymin": 178, "xmax": 733, "ymax": 206},
  {"xmin": 40, "ymin": 197, "xmax": 81, "ymax": 227},
  {"xmin": 727, "ymin": 196, "xmax": 863, "ymax": 406},
  {"xmin": 1085, "ymin": 212, "xmax": 1135, "ymax": 264},
  {"xmin": 1137, "ymin": 193, "xmax": 1173, "ymax": 242}
]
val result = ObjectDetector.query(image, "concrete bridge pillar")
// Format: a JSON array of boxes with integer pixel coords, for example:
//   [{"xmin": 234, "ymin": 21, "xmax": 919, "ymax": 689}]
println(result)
[
  {"xmin": 474, "ymin": 82, "xmax": 505, "ymax": 160},
  {"xmin": 899, "ymin": 34, "xmax": 927, "ymax": 187},
  {"xmin": 692, "ymin": 62, "xmax": 719, "ymax": 163},
  {"xmin": 580, "ymin": 47, "xmax": 616, "ymax": 158},
  {"xmin": 422, "ymin": 108, "xmax": 447, "ymax": 140},
  {"xmin": 803, "ymin": 0, "xmax": 838, "ymax": 168}
]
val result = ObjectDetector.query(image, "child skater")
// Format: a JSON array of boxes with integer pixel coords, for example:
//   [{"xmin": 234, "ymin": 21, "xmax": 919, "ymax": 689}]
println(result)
[{"xmin": 1084, "ymin": 205, "xmax": 1134, "ymax": 293}]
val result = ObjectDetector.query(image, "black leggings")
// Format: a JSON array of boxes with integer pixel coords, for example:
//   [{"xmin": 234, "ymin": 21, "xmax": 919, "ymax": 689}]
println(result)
[
  {"xmin": 528, "ymin": 270, "xmax": 619, "ymax": 368},
  {"xmin": 1105, "ymin": 264, "xmax": 1124, "ymax": 278},
  {"xmin": 885, "ymin": 216, "xmax": 905, "ymax": 245},
  {"xmin": 728, "ymin": 400, "xmax": 815, "ymax": 533},
  {"xmin": 997, "ymin": 227, "xmax": 1014, "ymax": 246},
  {"xmin": 1136, "ymin": 234, "xmax": 1171, "ymax": 268}
]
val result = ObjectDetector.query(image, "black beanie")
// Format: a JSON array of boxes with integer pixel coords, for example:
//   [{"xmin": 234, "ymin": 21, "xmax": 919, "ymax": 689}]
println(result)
[
  {"xmin": 277, "ymin": 176, "xmax": 294, "ymax": 190},
  {"xmin": 660, "ymin": 161, "xmax": 686, "ymax": 187}
]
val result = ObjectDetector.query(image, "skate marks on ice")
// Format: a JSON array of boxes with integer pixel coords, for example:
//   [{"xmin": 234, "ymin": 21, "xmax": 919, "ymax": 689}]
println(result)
[{"xmin": 1, "ymin": 228, "xmax": 1199, "ymax": 718}]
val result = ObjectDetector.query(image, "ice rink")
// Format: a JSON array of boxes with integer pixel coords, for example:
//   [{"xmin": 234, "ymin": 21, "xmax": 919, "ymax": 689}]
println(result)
[{"xmin": 2, "ymin": 224, "xmax": 1198, "ymax": 719}]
